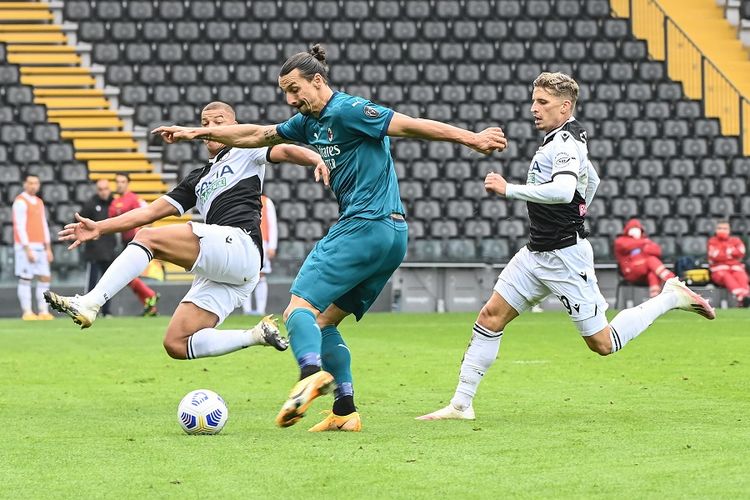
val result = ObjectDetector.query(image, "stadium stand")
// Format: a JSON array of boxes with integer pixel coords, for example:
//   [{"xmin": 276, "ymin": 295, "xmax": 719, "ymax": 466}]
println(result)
[{"xmin": 0, "ymin": 0, "xmax": 747, "ymax": 281}]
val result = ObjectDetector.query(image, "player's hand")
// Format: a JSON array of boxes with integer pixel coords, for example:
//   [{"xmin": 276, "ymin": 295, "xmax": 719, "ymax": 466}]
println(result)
[
  {"xmin": 58, "ymin": 213, "xmax": 101, "ymax": 250},
  {"xmin": 151, "ymin": 125, "xmax": 202, "ymax": 144},
  {"xmin": 46, "ymin": 248, "xmax": 54, "ymax": 263},
  {"xmin": 267, "ymin": 248, "xmax": 277, "ymax": 259},
  {"xmin": 485, "ymin": 172, "xmax": 508, "ymax": 197},
  {"xmin": 314, "ymin": 161, "xmax": 330, "ymax": 187},
  {"xmin": 25, "ymin": 247, "xmax": 36, "ymax": 263},
  {"xmin": 471, "ymin": 127, "xmax": 508, "ymax": 155}
]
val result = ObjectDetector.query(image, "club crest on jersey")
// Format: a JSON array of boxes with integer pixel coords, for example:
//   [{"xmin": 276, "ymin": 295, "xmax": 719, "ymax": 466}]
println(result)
[
  {"xmin": 554, "ymin": 153, "xmax": 573, "ymax": 167},
  {"xmin": 579, "ymin": 203, "xmax": 587, "ymax": 216},
  {"xmin": 327, "ymin": 128, "xmax": 334, "ymax": 142},
  {"xmin": 364, "ymin": 105, "xmax": 380, "ymax": 118}
]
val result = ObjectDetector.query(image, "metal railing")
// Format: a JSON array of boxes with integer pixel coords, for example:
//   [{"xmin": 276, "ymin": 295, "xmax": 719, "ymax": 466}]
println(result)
[{"xmin": 611, "ymin": 0, "xmax": 749, "ymax": 154}]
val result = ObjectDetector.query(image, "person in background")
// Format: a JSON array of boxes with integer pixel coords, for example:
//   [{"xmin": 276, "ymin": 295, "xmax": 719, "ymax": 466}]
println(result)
[
  {"xmin": 708, "ymin": 220, "xmax": 749, "ymax": 307},
  {"xmin": 12, "ymin": 173, "xmax": 54, "ymax": 320},
  {"xmin": 80, "ymin": 179, "xmax": 117, "ymax": 317},
  {"xmin": 615, "ymin": 218, "xmax": 675, "ymax": 297},
  {"xmin": 110, "ymin": 172, "xmax": 160, "ymax": 316},
  {"xmin": 243, "ymin": 194, "xmax": 278, "ymax": 316}
]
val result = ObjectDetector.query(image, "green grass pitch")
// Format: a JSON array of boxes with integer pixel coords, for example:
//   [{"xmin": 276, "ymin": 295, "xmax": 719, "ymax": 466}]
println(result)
[{"xmin": 2, "ymin": 309, "xmax": 749, "ymax": 498}]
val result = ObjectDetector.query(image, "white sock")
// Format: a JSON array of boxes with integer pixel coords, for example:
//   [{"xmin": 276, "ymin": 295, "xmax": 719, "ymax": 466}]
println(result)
[
  {"xmin": 186, "ymin": 327, "xmax": 265, "ymax": 359},
  {"xmin": 608, "ymin": 292, "xmax": 679, "ymax": 353},
  {"xmin": 85, "ymin": 243, "xmax": 152, "ymax": 307},
  {"xmin": 18, "ymin": 279, "xmax": 32, "ymax": 313},
  {"xmin": 451, "ymin": 322, "xmax": 502, "ymax": 411},
  {"xmin": 36, "ymin": 281, "xmax": 50, "ymax": 314},
  {"xmin": 254, "ymin": 278, "xmax": 268, "ymax": 315}
]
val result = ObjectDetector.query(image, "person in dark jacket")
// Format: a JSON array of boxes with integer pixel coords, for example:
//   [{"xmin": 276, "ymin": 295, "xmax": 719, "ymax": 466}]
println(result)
[{"xmin": 79, "ymin": 179, "xmax": 117, "ymax": 317}]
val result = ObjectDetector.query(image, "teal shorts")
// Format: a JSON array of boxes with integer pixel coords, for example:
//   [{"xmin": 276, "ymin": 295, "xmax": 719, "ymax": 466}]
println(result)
[{"xmin": 290, "ymin": 216, "xmax": 408, "ymax": 320}]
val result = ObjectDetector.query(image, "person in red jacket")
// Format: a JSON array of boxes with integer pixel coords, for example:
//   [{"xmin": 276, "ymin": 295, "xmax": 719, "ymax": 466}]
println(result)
[
  {"xmin": 615, "ymin": 218, "xmax": 676, "ymax": 297},
  {"xmin": 109, "ymin": 173, "xmax": 160, "ymax": 316},
  {"xmin": 708, "ymin": 220, "xmax": 749, "ymax": 307}
]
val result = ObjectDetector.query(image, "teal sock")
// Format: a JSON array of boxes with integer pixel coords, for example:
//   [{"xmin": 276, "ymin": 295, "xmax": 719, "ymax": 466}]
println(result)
[
  {"xmin": 287, "ymin": 308, "xmax": 322, "ymax": 370},
  {"xmin": 321, "ymin": 325, "xmax": 353, "ymax": 398}
]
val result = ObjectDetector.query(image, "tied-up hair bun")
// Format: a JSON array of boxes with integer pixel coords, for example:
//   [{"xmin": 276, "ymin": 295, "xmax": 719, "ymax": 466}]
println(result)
[{"xmin": 309, "ymin": 44, "xmax": 327, "ymax": 64}]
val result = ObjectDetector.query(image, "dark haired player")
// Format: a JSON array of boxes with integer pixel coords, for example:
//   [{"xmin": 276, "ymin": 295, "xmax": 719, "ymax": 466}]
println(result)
[{"xmin": 154, "ymin": 44, "xmax": 508, "ymax": 432}]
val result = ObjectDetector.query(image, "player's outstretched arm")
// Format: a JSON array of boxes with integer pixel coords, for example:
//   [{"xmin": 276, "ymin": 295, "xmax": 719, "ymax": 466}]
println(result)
[
  {"xmin": 486, "ymin": 171, "xmax": 577, "ymax": 204},
  {"xmin": 58, "ymin": 198, "xmax": 178, "ymax": 249},
  {"xmin": 268, "ymin": 144, "xmax": 330, "ymax": 186},
  {"xmin": 152, "ymin": 124, "xmax": 288, "ymax": 149},
  {"xmin": 386, "ymin": 112, "xmax": 508, "ymax": 155}
]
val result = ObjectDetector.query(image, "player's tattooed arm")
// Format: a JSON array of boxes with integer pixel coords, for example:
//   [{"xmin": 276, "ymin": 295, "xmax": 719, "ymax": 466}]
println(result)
[
  {"xmin": 387, "ymin": 112, "xmax": 508, "ymax": 155},
  {"xmin": 152, "ymin": 124, "xmax": 289, "ymax": 148}
]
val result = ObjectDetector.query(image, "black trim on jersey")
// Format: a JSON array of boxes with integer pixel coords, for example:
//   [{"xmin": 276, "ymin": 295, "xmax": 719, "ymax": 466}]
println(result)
[
  {"xmin": 527, "ymin": 119, "xmax": 589, "ymax": 252},
  {"xmin": 551, "ymin": 171, "xmax": 578, "ymax": 180},
  {"xmin": 541, "ymin": 120, "xmax": 588, "ymax": 147},
  {"xmin": 265, "ymin": 145, "xmax": 277, "ymax": 164},
  {"xmin": 526, "ymin": 188, "xmax": 588, "ymax": 252},
  {"xmin": 203, "ymin": 176, "xmax": 264, "ymax": 260}
]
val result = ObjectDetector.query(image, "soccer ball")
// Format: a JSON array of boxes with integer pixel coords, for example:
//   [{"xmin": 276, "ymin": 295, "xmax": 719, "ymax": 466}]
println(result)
[{"xmin": 177, "ymin": 389, "xmax": 229, "ymax": 435}]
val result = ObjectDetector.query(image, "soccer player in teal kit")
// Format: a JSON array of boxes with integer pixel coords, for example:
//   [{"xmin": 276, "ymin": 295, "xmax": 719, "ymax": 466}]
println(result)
[{"xmin": 154, "ymin": 44, "xmax": 508, "ymax": 431}]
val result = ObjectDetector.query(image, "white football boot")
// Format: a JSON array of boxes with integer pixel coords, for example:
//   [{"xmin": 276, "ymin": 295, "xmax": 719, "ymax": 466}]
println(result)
[
  {"xmin": 661, "ymin": 277, "xmax": 716, "ymax": 320},
  {"xmin": 416, "ymin": 403, "xmax": 476, "ymax": 421},
  {"xmin": 43, "ymin": 291, "xmax": 100, "ymax": 329}
]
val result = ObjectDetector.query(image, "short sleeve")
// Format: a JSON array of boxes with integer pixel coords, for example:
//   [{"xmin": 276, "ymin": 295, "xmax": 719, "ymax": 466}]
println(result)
[
  {"xmin": 550, "ymin": 130, "xmax": 582, "ymax": 178},
  {"xmin": 162, "ymin": 169, "xmax": 202, "ymax": 215},
  {"xmin": 276, "ymin": 113, "xmax": 307, "ymax": 143},
  {"xmin": 341, "ymin": 100, "xmax": 394, "ymax": 140}
]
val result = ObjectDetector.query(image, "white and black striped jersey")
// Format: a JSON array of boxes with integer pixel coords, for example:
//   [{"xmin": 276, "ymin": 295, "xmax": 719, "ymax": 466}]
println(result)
[
  {"xmin": 163, "ymin": 146, "xmax": 273, "ymax": 254},
  {"xmin": 525, "ymin": 117, "xmax": 590, "ymax": 251}
]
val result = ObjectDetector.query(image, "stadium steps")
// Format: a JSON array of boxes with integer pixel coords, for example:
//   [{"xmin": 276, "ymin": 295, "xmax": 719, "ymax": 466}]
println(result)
[
  {"xmin": 0, "ymin": 1, "xmax": 188, "ymax": 279},
  {"xmin": 656, "ymin": 0, "xmax": 750, "ymax": 97}
]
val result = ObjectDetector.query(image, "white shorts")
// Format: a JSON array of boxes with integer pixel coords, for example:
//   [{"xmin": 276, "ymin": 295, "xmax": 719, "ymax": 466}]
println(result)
[
  {"xmin": 181, "ymin": 222, "xmax": 261, "ymax": 324},
  {"xmin": 14, "ymin": 245, "xmax": 50, "ymax": 279},
  {"xmin": 493, "ymin": 238, "xmax": 609, "ymax": 336}
]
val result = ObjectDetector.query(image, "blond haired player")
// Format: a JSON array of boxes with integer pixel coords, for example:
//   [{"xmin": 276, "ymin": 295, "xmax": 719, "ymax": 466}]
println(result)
[{"xmin": 418, "ymin": 73, "xmax": 715, "ymax": 421}]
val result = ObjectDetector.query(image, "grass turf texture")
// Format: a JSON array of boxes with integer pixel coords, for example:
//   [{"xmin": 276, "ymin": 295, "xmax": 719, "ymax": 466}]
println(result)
[{"xmin": 2, "ymin": 310, "xmax": 749, "ymax": 499}]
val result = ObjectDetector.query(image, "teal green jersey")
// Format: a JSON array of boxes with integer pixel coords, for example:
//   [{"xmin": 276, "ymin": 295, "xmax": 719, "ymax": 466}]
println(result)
[{"xmin": 276, "ymin": 91, "xmax": 404, "ymax": 220}]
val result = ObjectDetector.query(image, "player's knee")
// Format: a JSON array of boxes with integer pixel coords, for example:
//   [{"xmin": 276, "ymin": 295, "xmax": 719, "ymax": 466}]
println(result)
[
  {"xmin": 584, "ymin": 330, "xmax": 613, "ymax": 356},
  {"xmin": 588, "ymin": 341, "xmax": 612, "ymax": 356},
  {"xmin": 163, "ymin": 336, "xmax": 188, "ymax": 360},
  {"xmin": 132, "ymin": 227, "xmax": 159, "ymax": 252}
]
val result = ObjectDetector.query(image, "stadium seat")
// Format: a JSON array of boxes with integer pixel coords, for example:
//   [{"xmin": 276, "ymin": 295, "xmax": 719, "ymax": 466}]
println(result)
[
  {"xmin": 446, "ymin": 239, "xmax": 478, "ymax": 260},
  {"xmin": 679, "ymin": 236, "xmax": 708, "ymax": 256},
  {"xmin": 694, "ymin": 119, "xmax": 720, "ymax": 137},
  {"xmin": 597, "ymin": 179, "xmax": 620, "ymax": 198},
  {"xmin": 414, "ymin": 201, "xmax": 441, "ymax": 220},
  {"xmin": 624, "ymin": 179, "xmax": 652, "ymax": 198},
  {"xmin": 720, "ymin": 178, "xmax": 747, "ymax": 196},
  {"xmin": 480, "ymin": 239, "xmax": 510, "ymax": 261},
  {"xmin": 295, "ymin": 221, "xmax": 324, "ymax": 241},
  {"xmin": 612, "ymin": 198, "xmax": 638, "ymax": 219},
  {"xmin": 589, "ymin": 236, "xmax": 612, "ymax": 260},
  {"xmin": 596, "ymin": 217, "xmax": 624, "ymax": 236},
  {"xmin": 410, "ymin": 239, "xmax": 444, "ymax": 261},
  {"xmin": 465, "ymin": 220, "xmax": 492, "ymax": 238},
  {"xmin": 688, "ymin": 178, "xmax": 715, "ymax": 198},
  {"xmin": 693, "ymin": 217, "xmax": 716, "ymax": 235},
  {"xmin": 399, "ymin": 181, "xmax": 423, "ymax": 200},
  {"xmin": 376, "ymin": 0, "xmax": 401, "ymax": 18},
  {"xmin": 643, "ymin": 197, "xmax": 671, "ymax": 217},
  {"xmin": 676, "ymin": 197, "xmax": 703, "ymax": 217},
  {"xmin": 661, "ymin": 217, "xmax": 690, "ymax": 235},
  {"xmin": 651, "ymin": 236, "xmax": 677, "ymax": 259},
  {"xmin": 708, "ymin": 197, "xmax": 734, "ymax": 217},
  {"xmin": 713, "ymin": 138, "xmax": 740, "ymax": 158},
  {"xmin": 430, "ymin": 220, "xmax": 459, "ymax": 238},
  {"xmin": 498, "ymin": 219, "xmax": 526, "ymax": 238}
]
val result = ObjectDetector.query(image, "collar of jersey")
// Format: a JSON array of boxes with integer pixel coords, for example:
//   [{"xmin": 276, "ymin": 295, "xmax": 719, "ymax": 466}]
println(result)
[
  {"xmin": 543, "ymin": 116, "xmax": 577, "ymax": 142},
  {"xmin": 208, "ymin": 147, "xmax": 232, "ymax": 164},
  {"xmin": 317, "ymin": 91, "xmax": 339, "ymax": 119}
]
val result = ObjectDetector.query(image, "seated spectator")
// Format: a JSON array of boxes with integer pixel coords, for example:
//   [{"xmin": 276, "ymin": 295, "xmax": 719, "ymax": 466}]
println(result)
[
  {"xmin": 708, "ymin": 220, "xmax": 750, "ymax": 307},
  {"xmin": 615, "ymin": 218, "xmax": 676, "ymax": 297}
]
